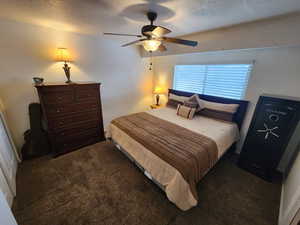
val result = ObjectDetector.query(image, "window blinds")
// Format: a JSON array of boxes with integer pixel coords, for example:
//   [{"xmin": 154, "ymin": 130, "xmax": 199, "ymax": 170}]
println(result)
[{"xmin": 173, "ymin": 64, "xmax": 252, "ymax": 100}]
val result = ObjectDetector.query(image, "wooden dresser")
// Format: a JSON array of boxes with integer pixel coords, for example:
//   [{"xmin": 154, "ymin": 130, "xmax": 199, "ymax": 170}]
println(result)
[{"xmin": 35, "ymin": 82, "xmax": 105, "ymax": 156}]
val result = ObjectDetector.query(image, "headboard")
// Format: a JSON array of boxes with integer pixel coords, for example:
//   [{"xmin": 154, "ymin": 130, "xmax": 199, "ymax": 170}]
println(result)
[{"xmin": 168, "ymin": 89, "xmax": 249, "ymax": 129}]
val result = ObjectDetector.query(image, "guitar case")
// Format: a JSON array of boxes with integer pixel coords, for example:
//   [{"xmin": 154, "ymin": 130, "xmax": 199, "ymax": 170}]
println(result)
[{"xmin": 21, "ymin": 103, "xmax": 50, "ymax": 159}]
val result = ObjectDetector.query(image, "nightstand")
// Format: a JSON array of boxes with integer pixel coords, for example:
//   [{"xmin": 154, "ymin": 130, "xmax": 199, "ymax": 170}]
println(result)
[{"xmin": 150, "ymin": 104, "xmax": 163, "ymax": 109}]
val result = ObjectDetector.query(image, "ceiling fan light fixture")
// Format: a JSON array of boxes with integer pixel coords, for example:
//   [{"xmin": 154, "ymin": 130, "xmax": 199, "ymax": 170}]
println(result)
[{"xmin": 143, "ymin": 40, "xmax": 161, "ymax": 52}]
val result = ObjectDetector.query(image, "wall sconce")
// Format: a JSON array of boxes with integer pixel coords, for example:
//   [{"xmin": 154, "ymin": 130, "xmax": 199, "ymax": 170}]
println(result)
[{"xmin": 56, "ymin": 48, "xmax": 73, "ymax": 83}]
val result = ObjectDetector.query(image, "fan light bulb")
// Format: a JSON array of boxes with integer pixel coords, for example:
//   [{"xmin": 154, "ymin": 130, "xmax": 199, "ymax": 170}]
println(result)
[{"xmin": 143, "ymin": 40, "xmax": 161, "ymax": 52}]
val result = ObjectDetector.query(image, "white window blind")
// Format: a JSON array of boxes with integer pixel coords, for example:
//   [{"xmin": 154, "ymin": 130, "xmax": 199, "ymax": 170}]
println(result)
[{"xmin": 173, "ymin": 64, "xmax": 252, "ymax": 99}]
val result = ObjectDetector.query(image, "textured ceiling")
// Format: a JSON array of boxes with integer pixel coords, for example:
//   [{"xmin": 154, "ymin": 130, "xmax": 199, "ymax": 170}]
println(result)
[{"xmin": 0, "ymin": 0, "xmax": 300, "ymax": 37}]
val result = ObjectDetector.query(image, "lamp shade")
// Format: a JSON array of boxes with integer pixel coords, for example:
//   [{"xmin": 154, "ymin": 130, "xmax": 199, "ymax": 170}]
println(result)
[
  {"xmin": 56, "ymin": 48, "xmax": 71, "ymax": 62},
  {"xmin": 153, "ymin": 86, "xmax": 165, "ymax": 94},
  {"xmin": 143, "ymin": 40, "xmax": 161, "ymax": 52}
]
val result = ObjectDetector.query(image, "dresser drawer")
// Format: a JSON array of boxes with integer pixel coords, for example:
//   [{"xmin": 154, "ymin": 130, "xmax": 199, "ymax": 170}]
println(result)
[
  {"xmin": 46, "ymin": 102, "xmax": 99, "ymax": 118},
  {"xmin": 46, "ymin": 105, "xmax": 74, "ymax": 117},
  {"xmin": 49, "ymin": 118, "xmax": 100, "ymax": 131},
  {"xmin": 48, "ymin": 111, "xmax": 99, "ymax": 129},
  {"xmin": 76, "ymin": 89, "xmax": 99, "ymax": 102},
  {"xmin": 55, "ymin": 136, "xmax": 100, "ymax": 155},
  {"xmin": 55, "ymin": 127, "xmax": 100, "ymax": 142},
  {"xmin": 75, "ymin": 84, "xmax": 98, "ymax": 91},
  {"xmin": 43, "ymin": 92, "xmax": 74, "ymax": 105},
  {"xmin": 40, "ymin": 85, "xmax": 74, "ymax": 93}
]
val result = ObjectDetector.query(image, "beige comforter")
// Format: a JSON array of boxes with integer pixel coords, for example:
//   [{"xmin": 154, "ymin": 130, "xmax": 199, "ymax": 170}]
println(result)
[
  {"xmin": 108, "ymin": 110, "xmax": 236, "ymax": 210},
  {"xmin": 111, "ymin": 112, "xmax": 218, "ymax": 203},
  {"xmin": 107, "ymin": 108, "xmax": 240, "ymax": 210}
]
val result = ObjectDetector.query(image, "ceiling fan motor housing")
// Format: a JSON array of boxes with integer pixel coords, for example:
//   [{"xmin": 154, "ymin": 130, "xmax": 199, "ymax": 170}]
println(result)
[
  {"xmin": 147, "ymin": 12, "xmax": 157, "ymax": 24},
  {"xmin": 142, "ymin": 12, "xmax": 158, "ymax": 37},
  {"xmin": 141, "ymin": 25, "xmax": 157, "ymax": 37}
]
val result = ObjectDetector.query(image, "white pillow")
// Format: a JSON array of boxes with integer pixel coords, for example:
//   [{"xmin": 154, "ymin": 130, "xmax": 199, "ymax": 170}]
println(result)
[
  {"xmin": 169, "ymin": 93, "xmax": 190, "ymax": 103},
  {"xmin": 198, "ymin": 98, "xmax": 239, "ymax": 113}
]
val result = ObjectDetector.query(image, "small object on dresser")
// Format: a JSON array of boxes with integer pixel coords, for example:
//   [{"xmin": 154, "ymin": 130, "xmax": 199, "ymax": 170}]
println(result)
[{"xmin": 33, "ymin": 77, "xmax": 44, "ymax": 85}]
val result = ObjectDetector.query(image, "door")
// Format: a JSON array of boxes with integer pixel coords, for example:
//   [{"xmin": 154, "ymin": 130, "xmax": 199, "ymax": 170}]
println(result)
[
  {"xmin": 0, "ymin": 190, "xmax": 18, "ymax": 225},
  {"xmin": 0, "ymin": 108, "xmax": 18, "ymax": 206}
]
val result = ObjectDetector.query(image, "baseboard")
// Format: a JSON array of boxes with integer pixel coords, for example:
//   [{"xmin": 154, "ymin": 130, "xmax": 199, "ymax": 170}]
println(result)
[{"xmin": 279, "ymin": 185, "xmax": 285, "ymax": 225}]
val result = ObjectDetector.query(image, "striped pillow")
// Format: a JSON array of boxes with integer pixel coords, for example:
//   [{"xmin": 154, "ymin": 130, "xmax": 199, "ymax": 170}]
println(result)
[
  {"xmin": 176, "ymin": 105, "xmax": 196, "ymax": 119},
  {"xmin": 183, "ymin": 100, "xmax": 198, "ymax": 109},
  {"xmin": 199, "ymin": 109, "xmax": 235, "ymax": 122},
  {"xmin": 197, "ymin": 98, "xmax": 239, "ymax": 122},
  {"xmin": 167, "ymin": 99, "xmax": 183, "ymax": 108},
  {"xmin": 169, "ymin": 93, "xmax": 189, "ymax": 102},
  {"xmin": 167, "ymin": 93, "xmax": 189, "ymax": 109}
]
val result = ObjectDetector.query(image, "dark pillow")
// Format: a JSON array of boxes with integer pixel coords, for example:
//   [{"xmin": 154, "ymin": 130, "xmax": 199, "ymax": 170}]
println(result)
[
  {"xmin": 166, "ymin": 99, "xmax": 183, "ymax": 108},
  {"xmin": 199, "ymin": 108, "xmax": 235, "ymax": 122},
  {"xmin": 183, "ymin": 100, "xmax": 198, "ymax": 109},
  {"xmin": 184, "ymin": 94, "xmax": 203, "ymax": 112}
]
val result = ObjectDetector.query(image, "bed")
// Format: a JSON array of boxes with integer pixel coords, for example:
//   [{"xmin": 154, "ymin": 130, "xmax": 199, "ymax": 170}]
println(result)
[{"xmin": 107, "ymin": 89, "xmax": 249, "ymax": 210}]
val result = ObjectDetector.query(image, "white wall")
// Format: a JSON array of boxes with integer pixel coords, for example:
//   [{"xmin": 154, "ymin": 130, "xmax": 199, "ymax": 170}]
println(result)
[
  {"xmin": 280, "ymin": 150, "xmax": 300, "ymax": 225},
  {"xmin": 153, "ymin": 46, "xmax": 300, "ymax": 225},
  {"xmin": 153, "ymin": 46, "xmax": 300, "ymax": 151},
  {"xmin": 0, "ymin": 19, "xmax": 153, "ymax": 149},
  {"xmin": 143, "ymin": 12, "xmax": 300, "ymax": 57}
]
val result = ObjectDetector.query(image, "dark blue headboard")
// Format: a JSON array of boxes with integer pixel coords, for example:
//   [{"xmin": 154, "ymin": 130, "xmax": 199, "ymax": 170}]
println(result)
[{"xmin": 168, "ymin": 89, "xmax": 249, "ymax": 129}]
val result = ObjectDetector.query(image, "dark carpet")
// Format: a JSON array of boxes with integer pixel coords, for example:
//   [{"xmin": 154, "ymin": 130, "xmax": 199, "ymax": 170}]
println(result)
[{"xmin": 12, "ymin": 141, "xmax": 281, "ymax": 225}]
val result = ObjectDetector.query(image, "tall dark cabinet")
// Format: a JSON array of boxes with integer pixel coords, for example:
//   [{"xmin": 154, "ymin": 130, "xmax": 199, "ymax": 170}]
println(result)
[
  {"xmin": 35, "ymin": 82, "xmax": 105, "ymax": 156},
  {"xmin": 238, "ymin": 94, "xmax": 300, "ymax": 181}
]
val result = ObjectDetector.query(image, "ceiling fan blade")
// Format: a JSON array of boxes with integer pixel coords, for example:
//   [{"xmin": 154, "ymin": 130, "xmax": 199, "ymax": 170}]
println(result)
[
  {"xmin": 162, "ymin": 37, "xmax": 198, "ymax": 47},
  {"xmin": 103, "ymin": 32, "xmax": 142, "ymax": 38},
  {"xmin": 159, "ymin": 44, "xmax": 167, "ymax": 52},
  {"xmin": 151, "ymin": 26, "xmax": 171, "ymax": 37},
  {"xmin": 121, "ymin": 39, "xmax": 146, "ymax": 47},
  {"xmin": 143, "ymin": 26, "xmax": 171, "ymax": 37}
]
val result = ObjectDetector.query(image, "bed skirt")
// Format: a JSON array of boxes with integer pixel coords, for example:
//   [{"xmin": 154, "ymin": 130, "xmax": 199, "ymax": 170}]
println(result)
[{"xmin": 110, "ymin": 138, "xmax": 165, "ymax": 191}]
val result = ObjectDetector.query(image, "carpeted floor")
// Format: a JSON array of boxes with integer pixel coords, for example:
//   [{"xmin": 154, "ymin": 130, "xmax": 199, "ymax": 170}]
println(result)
[{"xmin": 12, "ymin": 141, "xmax": 281, "ymax": 225}]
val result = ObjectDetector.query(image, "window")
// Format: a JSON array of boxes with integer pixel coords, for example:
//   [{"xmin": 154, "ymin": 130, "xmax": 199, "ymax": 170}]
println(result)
[{"xmin": 173, "ymin": 64, "xmax": 253, "ymax": 100}]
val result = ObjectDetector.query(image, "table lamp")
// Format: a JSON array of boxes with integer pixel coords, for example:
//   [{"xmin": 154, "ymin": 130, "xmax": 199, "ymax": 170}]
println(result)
[
  {"xmin": 153, "ymin": 87, "xmax": 164, "ymax": 106},
  {"xmin": 56, "ymin": 48, "xmax": 72, "ymax": 83}
]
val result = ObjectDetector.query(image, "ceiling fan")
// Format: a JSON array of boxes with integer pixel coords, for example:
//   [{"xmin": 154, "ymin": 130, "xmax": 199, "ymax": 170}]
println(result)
[{"xmin": 104, "ymin": 11, "xmax": 198, "ymax": 52}]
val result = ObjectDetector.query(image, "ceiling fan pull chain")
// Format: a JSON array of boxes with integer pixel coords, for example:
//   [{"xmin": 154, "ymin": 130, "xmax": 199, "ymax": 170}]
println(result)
[{"xmin": 149, "ymin": 51, "xmax": 153, "ymax": 70}]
